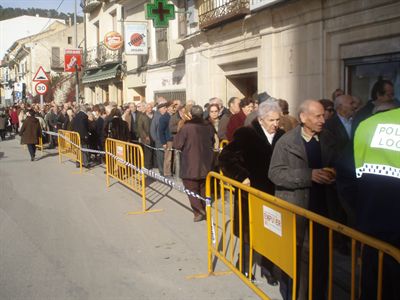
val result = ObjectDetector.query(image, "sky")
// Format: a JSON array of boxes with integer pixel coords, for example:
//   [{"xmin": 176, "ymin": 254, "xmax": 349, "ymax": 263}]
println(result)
[{"xmin": 0, "ymin": 0, "xmax": 83, "ymax": 15}]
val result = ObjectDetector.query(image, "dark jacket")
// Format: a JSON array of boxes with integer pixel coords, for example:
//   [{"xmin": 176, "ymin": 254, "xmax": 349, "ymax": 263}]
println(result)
[
  {"xmin": 351, "ymin": 100, "xmax": 374, "ymax": 137},
  {"xmin": 173, "ymin": 118, "xmax": 215, "ymax": 180},
  {"xmin": 158, "ymin": 113, "xmax": 172, "ymax": 145},
  {"xmin": 63, "ymin": 118, "xmax": 74, "ymax": 131},
  {"xmin": 20, "ymin": 116, "xmax": 42, "ymax": 145},
  {"xmin": 150, "ymin": 110, "xmax": 161, "ymax": 143},
  {"xmin": 137, "ymin": 113, "xmax": 152, "ymax": 143},
  {"xmin": 219, "ymin": 120, "xmax": 284, "ymax": 238},
  {"xmin": 169, "ymin": 112, "xmax": 181, "ymax": 136},
  {"xmin": 95, "ymin": 117, "xmax": 105, "ymax": 146},
  {"xmin": 226, "ymin": 110, "xmax": 246, "ymax": 142},
  {"xmin": 72, "ymin": 111, "xmax": 89, "ymax": 143},
  {"xmin": 104, "ymin": 116, "xmax": 130, "ymax": 142},
  {"xmin": 219, "ymin": 119, "xmax": 285, "ymax": 194}
]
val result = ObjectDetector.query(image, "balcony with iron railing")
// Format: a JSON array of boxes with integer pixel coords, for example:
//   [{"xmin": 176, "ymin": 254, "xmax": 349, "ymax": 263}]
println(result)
[
  {"xmin": 81, "ymin": 0, "xmax": 102, "ymax": 13},
  {"xmin": 198, "ymin": 0, "xmax": 250, "ymax": 30},
  {"xmin": 85, "ymin": 42, "xmax": 122, "ymax": 69}
]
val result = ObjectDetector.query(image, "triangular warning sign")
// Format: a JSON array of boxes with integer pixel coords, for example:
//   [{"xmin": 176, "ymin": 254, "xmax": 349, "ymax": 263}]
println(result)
[{"xmin": 33, "ymin": 66, "xmax": 50, "ymax": 82}]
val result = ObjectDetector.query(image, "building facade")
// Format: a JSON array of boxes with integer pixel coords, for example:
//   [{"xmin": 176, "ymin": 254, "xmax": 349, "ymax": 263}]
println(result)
[
  {"xmin": 81, "ymin": 0, "xmax": 187, "ymax": 105},
  {"xmin": 180, "ymin": 0, "xmax": 400, "ymax": 110},
  {"xmin": 1, "ymin": 21, "xmax": 84, "ymax": 104}
]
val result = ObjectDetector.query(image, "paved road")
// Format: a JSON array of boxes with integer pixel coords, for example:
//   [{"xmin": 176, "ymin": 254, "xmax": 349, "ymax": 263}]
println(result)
[{"xmin": 0, "ymin": 137, "xmax": 276, "ymax": 300}]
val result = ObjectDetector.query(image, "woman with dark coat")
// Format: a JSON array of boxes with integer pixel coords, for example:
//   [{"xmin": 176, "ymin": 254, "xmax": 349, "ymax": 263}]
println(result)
[
  {"xmin": 219, "ymin": 100, "xmax": 285, "ymax": 283},
  {"xmin": 104, "ymin": 107, "xmax": 130, "ymax": 142},
  {"xmin": 20, "ymin": 109, "xmax": 42, "ymax": 161}
]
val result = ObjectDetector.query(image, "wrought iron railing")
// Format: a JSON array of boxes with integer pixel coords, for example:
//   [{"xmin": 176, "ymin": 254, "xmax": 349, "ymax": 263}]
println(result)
[
  {"xmin": 198, "ymin": 0, "xmax": 250, "ymax": 29},
  {"xmin": 85, "ymin": 42, "xmax": 122, "ymax": 69},
  {"xmin": 82, "ymin": 0, "xmax": 102, "ymax": 13}
]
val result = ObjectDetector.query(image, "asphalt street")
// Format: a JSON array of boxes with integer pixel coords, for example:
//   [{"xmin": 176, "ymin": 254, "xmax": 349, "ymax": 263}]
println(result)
[{"xmin": 0, "ymin": 137, "xmax": 279, "ymax": 300}]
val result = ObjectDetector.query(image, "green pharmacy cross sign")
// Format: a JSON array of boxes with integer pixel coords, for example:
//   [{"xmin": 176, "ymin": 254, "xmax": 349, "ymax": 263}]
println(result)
[{"xmin": 145, "ymin": 0, "xmax": 175, "ymax": 28}]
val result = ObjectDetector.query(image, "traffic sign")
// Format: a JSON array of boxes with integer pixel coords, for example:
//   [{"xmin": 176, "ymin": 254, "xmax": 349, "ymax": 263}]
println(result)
[
  {"xmin": 33, "ymin": 66, "xmax": 50, "ymax": 82},
  {"xmin": 145, "ymin": 0, "xmax": 175, "ymax": 28},
  {"xmin": 35, "ymin": 82, "xmax": 48, "ymax": 95}
]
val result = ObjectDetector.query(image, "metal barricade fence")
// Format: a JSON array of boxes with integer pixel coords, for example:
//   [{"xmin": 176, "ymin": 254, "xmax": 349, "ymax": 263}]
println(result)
[
  {"xmin": 35, "ymin": 136, "xmax": 43, "ymax": 155},
  {"xmin": 105, "ymin": 138, "xmax": 162, "ymax": 214},
  {"xmin": 57, "ymin": 129, "xmax": 82, "ymax": 172},
  {"xmin": 204, "ymin": 171, "xmax": 400, "ymax": 300},
  {"xmin": 219, "ymin": 139, "xmax": 229, "ymax": 149}
]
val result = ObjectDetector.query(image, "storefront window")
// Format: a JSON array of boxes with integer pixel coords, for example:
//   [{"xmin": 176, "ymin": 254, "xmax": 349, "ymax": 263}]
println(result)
[{"xmin": 345, "ymin": 53, "xmax": 400, "ymax": 103}]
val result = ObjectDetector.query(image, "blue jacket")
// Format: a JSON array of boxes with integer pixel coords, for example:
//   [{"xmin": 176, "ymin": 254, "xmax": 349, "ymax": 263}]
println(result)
[{"xmin": 158, "ymin": 113, "xmax": 172, "ymax": 145}]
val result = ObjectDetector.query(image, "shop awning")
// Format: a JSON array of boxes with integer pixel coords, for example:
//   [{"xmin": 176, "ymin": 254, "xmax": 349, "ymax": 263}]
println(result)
[{"xmin": 82, "ymin": 64, "xmax": 121, "ymax": 84}]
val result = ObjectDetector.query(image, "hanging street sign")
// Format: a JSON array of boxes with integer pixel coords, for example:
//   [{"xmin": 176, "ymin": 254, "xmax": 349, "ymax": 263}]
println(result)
[
  {"xmin": 32, "ymin": 66, "xmax": 50, "ymax": 82},
  {"xmin": 145, "ymin": 0, "xmax": 175, "ymax": 28},
  {"xmin": 35, "ymin": 82, "xmax": 48, "ymax": 95},
  {"xmin": 104, "ymin": 31, "xmax": 124, "ymax": 51},
  {"xmin": 124, "ymin": 24, "xmax": 148, "ymax": 55},
  {"xmin": 64, "ymin": 48, "xmax": 82, "ymax": 72}
]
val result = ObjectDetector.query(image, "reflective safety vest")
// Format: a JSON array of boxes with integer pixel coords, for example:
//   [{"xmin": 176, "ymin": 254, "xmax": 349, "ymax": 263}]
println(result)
[{"xmin": 354, "ymin": 108, "xmax": 400, "ymax": 179}]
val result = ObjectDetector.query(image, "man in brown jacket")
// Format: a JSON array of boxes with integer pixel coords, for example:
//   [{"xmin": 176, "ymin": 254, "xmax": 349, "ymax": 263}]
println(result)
[
  {"xmin": 20, "ymin": 109, "xmax": 42, "ymax": 161},
  {"xmin": 173, "ymin": 105, "xmax": 215, "ymax": 222}
]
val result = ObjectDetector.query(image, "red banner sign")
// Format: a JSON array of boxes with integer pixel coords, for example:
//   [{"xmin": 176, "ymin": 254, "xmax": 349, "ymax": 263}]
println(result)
[{"xmin": 64, "ymin": 49, "xmax": 82, "ymax": 72}]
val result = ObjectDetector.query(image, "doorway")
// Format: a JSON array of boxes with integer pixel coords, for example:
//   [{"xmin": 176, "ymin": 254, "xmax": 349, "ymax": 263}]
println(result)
[{"xmin": 226, "ymin": 72, "xmax": 258, "ymax": 99}]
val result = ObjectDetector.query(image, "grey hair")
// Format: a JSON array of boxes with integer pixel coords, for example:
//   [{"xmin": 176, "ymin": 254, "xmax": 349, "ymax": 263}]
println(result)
[
  {"xmin": 209, "ymin": 97, "xmax": 223, "ymax": 107},
  {"xmin": 334, "ymin": 94, "xmax": 349, "ymax": 110},
  {"xmin": 190, "ymin": 105, "xmax": 204, "ymax": 119},
  {"xmin": 257, "ymin": 99, "xmax": 282, "ymax": 118},
  {"xmin": 78, "ymin": 104, "xmax": 87, "ymax": 113},
  {"xmin": 297, "ymin": 99, "xmax": 321, "ymax": 120}
]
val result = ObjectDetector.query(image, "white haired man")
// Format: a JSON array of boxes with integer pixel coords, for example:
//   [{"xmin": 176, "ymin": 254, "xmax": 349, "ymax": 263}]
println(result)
[{"xmin": 269, "ymin": 100, "xmax": 336, "ymax": 300}]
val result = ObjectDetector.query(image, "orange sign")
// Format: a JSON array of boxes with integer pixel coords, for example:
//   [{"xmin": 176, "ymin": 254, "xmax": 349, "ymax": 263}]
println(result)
[{"xmin": 104, "ymin": 31, "xmax": 123, "ymax": 51}]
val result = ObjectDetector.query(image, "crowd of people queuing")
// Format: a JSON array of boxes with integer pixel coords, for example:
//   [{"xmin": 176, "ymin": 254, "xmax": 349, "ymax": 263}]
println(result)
[{"xmin": 0, "ymin": 78, "xmax": 398, "ymax": 299}]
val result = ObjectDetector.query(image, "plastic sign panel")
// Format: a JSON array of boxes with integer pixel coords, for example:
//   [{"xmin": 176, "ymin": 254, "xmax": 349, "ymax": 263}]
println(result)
[
  {"xmin": 124, "ymin": 24, "xmax": 148, "ymax": 55},
  {"xmin": 35, "ymin": 82, "xmax": 48, "ymax": 95},
  {"xmin": 64, "ymin": 48, "xmax": 82, "ymax": 72},
  {"xmin": 104, "ymin": 31, "xmax": 124, "ymax": 51},
  {"xmin": 145, "ymin": 0, "xmax": 175, "ymax": 28},
  {"xmin": 32, "ymin": 66, "xmax": 50, "ymax": 82}
]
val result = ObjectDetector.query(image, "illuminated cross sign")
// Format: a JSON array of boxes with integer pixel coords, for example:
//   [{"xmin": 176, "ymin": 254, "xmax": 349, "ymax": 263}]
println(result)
[{"xmin": 145, "ymin": 0, "xmax": 175, "ymax": 28}]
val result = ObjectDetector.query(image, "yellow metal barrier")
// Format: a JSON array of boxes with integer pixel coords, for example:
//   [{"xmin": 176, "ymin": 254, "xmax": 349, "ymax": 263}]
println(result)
[
  {"xmin": 202, "ymin": 171, "xmax": 400, "ymax": 300},
  {"xmin": 219, "ymin": 139, "xmax": 229, "ymax": 149},
  {"xmin": 105, "ymin": 138, "xmax": 162, "ymax": 214},
  {"xmin": 58, "ymin": 129, "xmax": 82, "ymax": 172},
  {"xmin": 35, "ymin": 136, "xmax": 43, "ymax": 155}
]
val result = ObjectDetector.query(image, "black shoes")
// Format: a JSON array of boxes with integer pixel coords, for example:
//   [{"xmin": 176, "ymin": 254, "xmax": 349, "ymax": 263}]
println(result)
[{"xmin": 261, "ymin": 270, "xmax": 278, "ymax": 286}]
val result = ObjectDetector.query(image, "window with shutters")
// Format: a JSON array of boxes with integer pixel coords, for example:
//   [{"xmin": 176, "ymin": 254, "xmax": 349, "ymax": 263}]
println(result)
[
  {"xmin": 51, "ymin": 47, "xmax": 61, "ymax": 68},
  {"xmin": 154, "ymin": 90, "xmax": 186, "ymax": 103},
  {"xmin": 156, "ymin": 28, "xmax": 168, "ymax": 62}
]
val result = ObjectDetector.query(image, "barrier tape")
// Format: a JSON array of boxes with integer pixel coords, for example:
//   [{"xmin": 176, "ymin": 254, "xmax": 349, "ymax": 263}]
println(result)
[
  {"xmin": 44, "ymin": 131, "xmax": 222, "ymax": 153},
  {"xmin": 44, "ymin": 130, "xmax": 209, "ymax": 202},
  {"xmin": 45, "ymin": 130, "xmax": 217, "ymax": 235}
]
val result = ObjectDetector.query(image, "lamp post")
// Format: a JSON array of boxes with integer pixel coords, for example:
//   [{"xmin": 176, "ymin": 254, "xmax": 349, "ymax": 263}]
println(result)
[{"xmin": 74, "ymin": 0, "xmax": 79, "ymax": 103}]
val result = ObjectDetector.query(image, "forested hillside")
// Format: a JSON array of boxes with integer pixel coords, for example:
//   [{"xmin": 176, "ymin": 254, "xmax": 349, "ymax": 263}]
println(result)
[{"xmin": 0, "ymin": 5, "xmax": 83, "ymax": 23}]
